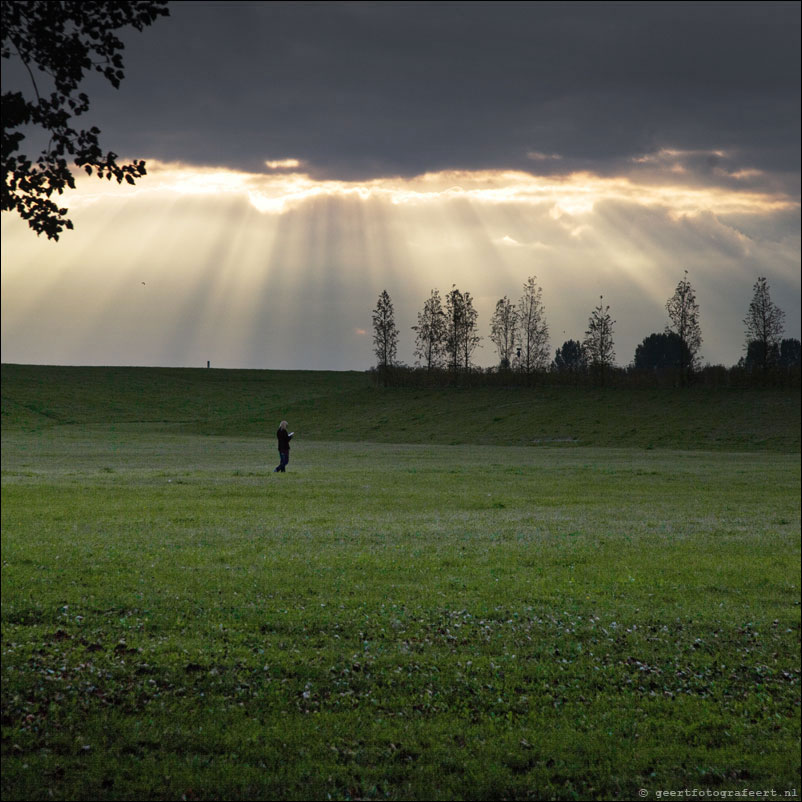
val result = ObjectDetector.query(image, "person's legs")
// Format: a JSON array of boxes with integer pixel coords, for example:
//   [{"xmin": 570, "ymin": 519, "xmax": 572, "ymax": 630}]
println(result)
[{"xmin": 279, "ymin": 450, "xmax": 289, "ymax": 472}]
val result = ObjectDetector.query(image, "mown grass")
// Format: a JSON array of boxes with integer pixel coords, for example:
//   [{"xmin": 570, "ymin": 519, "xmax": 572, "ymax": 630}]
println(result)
[
  {"xmin": 2, "ymin": 416, "xmax": 800, "ymax": 800},
  {"xmin": 2, "ymin": 363, "xmax": 800, "ymax": 451}
]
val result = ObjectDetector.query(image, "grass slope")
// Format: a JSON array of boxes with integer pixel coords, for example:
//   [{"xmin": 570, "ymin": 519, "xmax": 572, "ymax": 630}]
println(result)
[
  {"xmin": 1, "ymin": 365, "xmax": 800, "ymax": 800},
  {"xmin": 2, "ymin": 363, "xmax": 800, "ymax": 451}
]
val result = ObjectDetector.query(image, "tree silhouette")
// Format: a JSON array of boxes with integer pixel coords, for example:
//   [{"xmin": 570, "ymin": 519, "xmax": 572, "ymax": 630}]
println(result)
[
  {"xmin": 460, "ymin": 291, "xmax": 481, "ymax": 371},
  {"xmin": 411, "ymin": 289, "xmax": 447, "ymax": 370},
  {"xmin": 779, "ymin": 338, "xmax": 801, "ymax": 369},
  {"xmin": 583, "ymin": 296, "xmax": 615, "ymax": 382},
  {"xmin": 445, "ymin": 286, "xmax": 480, "ymax": 373},
  {"xmin": 489, "ymin": 295, "xmax": 518, "ymax": 369},
  {"xmin": 665, "ymin": 271, "xmax": 702, "ymax": 385},
  {"xmin": 372, "ymin": 290, "xmax": 399, "ymax": 373},
  {"xmin": 2, "ymin": 0, "xmax": 169, "ymax": 239},
  {"xmin": 514, "ymin": 276, "xmax": 549, "ymax": 374},
  {"xmin": 742, "ymin": 340, "xmax": 780, "ymax": 373},
  {"xmin": 633, "ymin": 331, "xmax": 688, "ymax": 372},
  {"xmin": 743, "ymin": 276, "xmax": 785, "ymax": 376},
  {"xmin": 552, "ymin": 339, "xmax": 588, "ymax": 373}
]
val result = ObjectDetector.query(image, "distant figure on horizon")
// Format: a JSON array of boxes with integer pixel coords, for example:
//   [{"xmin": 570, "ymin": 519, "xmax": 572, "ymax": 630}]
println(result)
[{"xmin": 275, "ymin": 420, "xmax": 294, "ymax": 473}]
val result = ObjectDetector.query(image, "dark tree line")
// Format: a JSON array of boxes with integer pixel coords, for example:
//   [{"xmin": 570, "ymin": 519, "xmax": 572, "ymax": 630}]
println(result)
[{"xmin": 372, "ymin": 274, "xmax": 799, "ymax": 387}]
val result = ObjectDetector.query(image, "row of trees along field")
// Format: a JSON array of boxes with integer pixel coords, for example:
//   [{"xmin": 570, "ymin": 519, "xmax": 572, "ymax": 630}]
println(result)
[{"xmin": 371, "ymin": 274, "xmax": 801, "ymax": 388}]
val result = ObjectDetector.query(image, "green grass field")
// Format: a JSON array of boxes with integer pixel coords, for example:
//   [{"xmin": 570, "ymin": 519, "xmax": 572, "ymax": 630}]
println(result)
[{"xmin": 1, "ymin": 365, "xmax": 800, "ymax": 800}]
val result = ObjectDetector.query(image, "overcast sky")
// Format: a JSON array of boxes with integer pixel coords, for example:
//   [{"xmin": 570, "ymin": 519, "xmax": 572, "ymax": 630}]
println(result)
[{"xmin": 2, "ymin": 0, "xmax": 800, "ymax": 370}]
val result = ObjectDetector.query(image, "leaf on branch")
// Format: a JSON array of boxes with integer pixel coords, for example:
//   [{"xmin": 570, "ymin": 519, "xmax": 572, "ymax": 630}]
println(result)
[{"xmin": 2, "ymin": 0, "xmax": 169, "ymax": 238}]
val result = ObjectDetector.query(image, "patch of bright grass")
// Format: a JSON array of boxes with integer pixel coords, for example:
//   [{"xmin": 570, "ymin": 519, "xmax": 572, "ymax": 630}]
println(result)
[{"xmin": 2, "ymin": 429, "xmax": 799, "ymax": 800}]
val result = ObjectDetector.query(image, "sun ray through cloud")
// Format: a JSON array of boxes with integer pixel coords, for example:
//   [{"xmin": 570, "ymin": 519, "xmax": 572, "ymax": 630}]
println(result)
[{"xmin": 2, "ymin": 158, "xmax": 799, "ymax": 369}]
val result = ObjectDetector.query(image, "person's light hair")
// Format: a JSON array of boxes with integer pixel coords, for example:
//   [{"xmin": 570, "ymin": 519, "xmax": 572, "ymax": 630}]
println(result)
[{"xmin": 279, "ymin": 420, "xmax": 288, "ymax": 429}]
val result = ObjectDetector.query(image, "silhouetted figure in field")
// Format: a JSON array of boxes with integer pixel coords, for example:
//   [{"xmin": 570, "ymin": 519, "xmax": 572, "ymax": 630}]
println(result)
[{"xmin": 274, "ymin": 420, "xmax": 294, "ymax": 472}]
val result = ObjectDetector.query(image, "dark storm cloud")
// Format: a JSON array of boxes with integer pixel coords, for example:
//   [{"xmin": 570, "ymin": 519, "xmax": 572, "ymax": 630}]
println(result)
[{"xmin": 42, "ymin": 1, "xmax": 802, "ymax": 185}]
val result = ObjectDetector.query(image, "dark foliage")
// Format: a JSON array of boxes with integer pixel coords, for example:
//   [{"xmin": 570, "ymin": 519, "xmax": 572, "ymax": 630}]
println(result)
[
  {"xmin": 740, "ymin": 337, "xmax": 801, "ymax": 376},
  {"xmin": 369, "ymin": 362, "xmax": 800, "ymax": 390},
  {"xmin": 779, "ymin": 338, "xmax": 801, "ymax": 369},
  {"xmin": 633, "ymin": 331, "xmax": 689, "ymax": 372},
  {"xmin": 552, "ymin": 339, "xmax": 588, "ymax": 373},
  {"xmin": 2, "ymin": 0, "xmax": 169, "ymax": 239},
  {"xmin": 742, "ymin": 339, "xmax": 781, "ymax": 372}
]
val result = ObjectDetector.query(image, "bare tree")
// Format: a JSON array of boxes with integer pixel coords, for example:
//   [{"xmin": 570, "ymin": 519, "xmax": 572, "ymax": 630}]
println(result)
[
  {"xmin": 743, "ymin": 276, "xmax": 785, "ymax": 375},
  {"xmin": 445, "ymin": 285, "xmax": 481, "ymax": 372},
  {"xmin": 665, "ymin": 270, "xmax": 702, "ymax": 385},
  {"xmin": 490, "ymin": 295, "xmax": 518, "ymax": 369},
  {"xmin": 583, "ymin": 296, "xmax": 616, "ymax": 381},
  {"xmin": 372, "ymin": 290, "xmax": 399, "ymax": 372},
  {"xmin": 411, "ymin": 289, "xmax": 447, "ymax": 370},
  {"xmin": 445, "ymin": 287, "xmax": 462, "ymax": 373},
  {"xmin": 514, "ymin": 276, "xmax": 550, "ymax": 374},
  {"xmin": 461, "ymin": 291, "xmax": 481, "ymax": 371}
]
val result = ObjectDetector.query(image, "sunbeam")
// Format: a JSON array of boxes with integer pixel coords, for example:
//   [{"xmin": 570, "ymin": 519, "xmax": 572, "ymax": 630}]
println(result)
[{"xmin": 2, "ymin": 161, "xmax": 799, "ymax": 369}]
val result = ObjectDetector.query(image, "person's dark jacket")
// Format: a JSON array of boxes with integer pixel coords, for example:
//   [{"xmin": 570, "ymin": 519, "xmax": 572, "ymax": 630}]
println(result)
[{"xmin": 277, "ymin": 428, "xmax": 292, "ymax": 452}]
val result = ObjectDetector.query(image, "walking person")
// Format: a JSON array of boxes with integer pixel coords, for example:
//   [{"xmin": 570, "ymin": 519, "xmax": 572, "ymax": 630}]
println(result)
[{"xmin": 274, "ymin": 420, "xmax": 294, "ymax": 472}]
